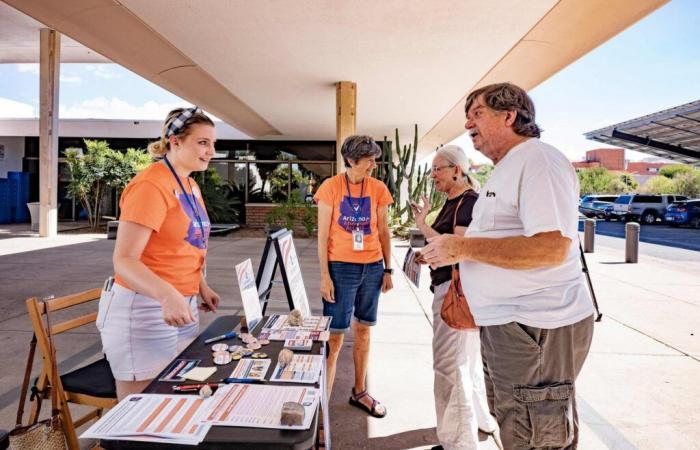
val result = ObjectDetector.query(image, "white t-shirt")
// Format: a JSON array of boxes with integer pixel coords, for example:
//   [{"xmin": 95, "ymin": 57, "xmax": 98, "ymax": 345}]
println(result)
[{"xmin": 460, "ymin": 138, "xmax": 594, "ymax": 329}]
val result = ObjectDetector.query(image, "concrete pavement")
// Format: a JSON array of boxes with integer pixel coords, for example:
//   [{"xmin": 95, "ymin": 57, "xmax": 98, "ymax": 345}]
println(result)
[{"xmin": 0, "ymin": 224, "xmax": 698, "ymax": 449}]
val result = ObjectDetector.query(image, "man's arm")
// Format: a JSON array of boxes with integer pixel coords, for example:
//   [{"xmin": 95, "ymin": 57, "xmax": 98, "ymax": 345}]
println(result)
[{"xmin": 421, "ymin": 230, "xmax": 570, "ymax": 270}]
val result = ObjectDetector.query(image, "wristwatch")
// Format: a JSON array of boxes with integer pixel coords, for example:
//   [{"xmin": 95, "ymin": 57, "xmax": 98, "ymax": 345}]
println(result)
[{"xmin": 383, "ymin": 268, "xmax": 393, "ymax": 275}]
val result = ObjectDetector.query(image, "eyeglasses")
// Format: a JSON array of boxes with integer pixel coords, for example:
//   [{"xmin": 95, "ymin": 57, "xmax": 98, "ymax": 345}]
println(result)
[{"xmin": 431, "ymin": 165, "xmax": 455, "ymax": 173}]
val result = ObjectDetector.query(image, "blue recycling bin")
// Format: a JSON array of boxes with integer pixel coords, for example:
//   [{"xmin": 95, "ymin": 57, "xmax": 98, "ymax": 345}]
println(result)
[
  {"xmin": 8, "ymin": 172, "xmax": 30, "ymax": 222},
  {"xmin": 0, "ymin": 179, "xmax": 12, "ymax": 224}
]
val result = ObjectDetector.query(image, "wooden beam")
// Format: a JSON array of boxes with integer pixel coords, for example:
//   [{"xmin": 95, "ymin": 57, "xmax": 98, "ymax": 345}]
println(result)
[
  {"xmin": 39, "ymin": 28, "xmax": 60, "ymax": 237},
  {"xmin": 335, "ymin": 81, "xmax": 356, "ymax": 173}
]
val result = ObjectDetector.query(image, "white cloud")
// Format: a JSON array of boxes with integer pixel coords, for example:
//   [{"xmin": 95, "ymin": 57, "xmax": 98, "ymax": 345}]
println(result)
[
  {"xmin": 0, "ymin": 97, "xmax": 35, "ymax": 118},
  {"xmin": 60, "ymin": 75, "xmax": 82, "ymax": 84},
  {"xmin": 58, "ymin": 97, "xmax": 190, "ymax": 120},
  {"xmin": 16, "ymin": 64, "xmax": 39, "ymax": 75},
  {"xmin": 84, "ymin": 64, "xmax": 120, "ymax": 79}
]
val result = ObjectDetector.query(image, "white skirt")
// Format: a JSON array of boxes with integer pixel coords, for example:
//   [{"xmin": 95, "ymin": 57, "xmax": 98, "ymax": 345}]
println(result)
[{"xmin": 97, "ymin": 283, "xmax": 199, "ymax": 381}]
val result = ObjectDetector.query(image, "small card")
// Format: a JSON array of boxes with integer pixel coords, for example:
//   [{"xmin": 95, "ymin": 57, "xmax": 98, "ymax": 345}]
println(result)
[
  {"xmin": 230, "ymin": 358, "xmax": 271, "ymax": 381},
  {"xmin": 183, "ymin": 367, "xmax": 217, "ymax": 382},
  {"xmin": 159, "ymin": 359, "xmax": 201, "ymax": 382},
  {"xmin": 284, "ymin": 338, "xmax": 313, "ymax": 351}
]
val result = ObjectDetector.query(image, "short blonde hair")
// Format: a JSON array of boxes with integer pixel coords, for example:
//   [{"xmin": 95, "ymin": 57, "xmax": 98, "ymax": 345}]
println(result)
[
  {"xmin": 147, "ymin": 108, "xmax": 215, "ymax": 158},
  {"xmin": 435, "ymin": 145, "xmax": 480, "ymax": 192}
]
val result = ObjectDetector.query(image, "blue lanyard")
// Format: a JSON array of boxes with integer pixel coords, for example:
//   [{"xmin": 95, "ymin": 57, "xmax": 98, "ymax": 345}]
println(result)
[
  {"xmin": 344, "ymin": 173, "xmax": 365, "ymax": 230},
  {"xmin": 163, "ymin": 156, "xmax": 206, "ymax": 241}
]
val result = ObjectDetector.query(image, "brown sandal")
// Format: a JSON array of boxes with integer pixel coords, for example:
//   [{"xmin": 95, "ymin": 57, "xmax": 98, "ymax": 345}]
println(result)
[{"xmin": 349, "ymin": 387, "xmax": 387, "ymax": 418}]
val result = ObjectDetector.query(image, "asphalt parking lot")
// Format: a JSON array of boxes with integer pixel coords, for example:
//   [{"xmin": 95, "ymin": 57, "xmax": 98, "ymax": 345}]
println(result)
[{"xmin": 579, "ymin": 219, "xmax": 700, "ymax": 252}]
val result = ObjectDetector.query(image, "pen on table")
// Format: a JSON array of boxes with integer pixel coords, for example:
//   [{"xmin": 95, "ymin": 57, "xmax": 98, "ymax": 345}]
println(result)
[
  {"xmin": 172, "ymin": 383, "xmax": 222, "ymax": 392},
  {"xmin": 221, "ymin": 377, "xmax": 264, "ymax": 384},
  {"xmin": 204, "ymin": 330, "xmax": 237, "ymax": 344}
]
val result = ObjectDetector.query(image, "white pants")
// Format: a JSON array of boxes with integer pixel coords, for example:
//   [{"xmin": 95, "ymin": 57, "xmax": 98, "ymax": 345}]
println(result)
[
  {"xmin": 432, "ymin": 281, "xmax": 497, "ymax": 450},
  {"xmin": 97, "ymin": 283, "xmax": 199, "ymax": 381}
]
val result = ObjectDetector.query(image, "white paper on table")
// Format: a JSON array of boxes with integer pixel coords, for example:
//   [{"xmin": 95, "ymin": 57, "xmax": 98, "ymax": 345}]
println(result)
[
  {"xmin": 201, "ymin": 384, "xmax": 319, "ymax": 430},
  {"xmin": 80, "ymin": 394, "xmax": 212, "ymax": 445},
  {"xmin": 183, "ymin": 367, "xmax": 217, "ymax": 382},
  {"xmin": 229, "ymin": 358, "xmax": 270, "ymax": 381},
  {"xmin": 270, "ymin": 354, "xmax": 323, "ymax": 384},
  {"xmin": 235, "ymin": 259, "xmax": 263, "ymax": 330}
]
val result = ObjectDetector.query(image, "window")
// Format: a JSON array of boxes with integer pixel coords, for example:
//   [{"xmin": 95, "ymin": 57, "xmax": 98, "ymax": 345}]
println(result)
[
  {"xmin": 290, "ymin": 163, "xmax": 334, "ymax": 203},
  {"xmin": 615, "ymin": 195, "xmax": 633, "ymax": 204},
  {"xmin": 632, "ymin": 195, "xmax": 661, "ymax": 203}
]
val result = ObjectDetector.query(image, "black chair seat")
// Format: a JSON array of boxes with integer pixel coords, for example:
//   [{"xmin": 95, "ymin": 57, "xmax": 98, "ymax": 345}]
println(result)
[{"xmin": 60, "ymin": 357, "xmax": 116, "ymax": 399}]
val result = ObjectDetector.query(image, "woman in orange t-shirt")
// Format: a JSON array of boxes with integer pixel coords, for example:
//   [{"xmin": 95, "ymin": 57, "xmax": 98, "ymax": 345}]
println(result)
[
  {"xmin": 97, "ymin": 107, "xmax": 220, "ymax": 399},
  {"xmin": 314, "ymin": 135, "xmax": 393, "ymax": 418}
]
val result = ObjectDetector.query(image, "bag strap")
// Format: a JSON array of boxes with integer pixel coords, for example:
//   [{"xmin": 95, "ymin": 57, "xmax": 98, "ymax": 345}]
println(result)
[
  {"xmin": 450, "ymin": 191, "xmax": 468, "ymax": 269},
  {"xmin": 450, "ymin": 191, "xmax": 467, "ymax": 231},
  {"xmin": 43, "ymin": 300, "xmax": 60, "ymax": 416},
  {"xmin": 14, "ymin": 333, "xmax": 38, "ymax": 427}
]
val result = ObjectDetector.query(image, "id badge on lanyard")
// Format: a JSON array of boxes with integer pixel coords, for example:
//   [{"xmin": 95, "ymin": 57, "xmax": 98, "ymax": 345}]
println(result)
[
  {"xmin": 346, "ymin": 174, "xmax": 366, "ymax": 252},
  {"xmin": 352, "ymin": 229, "xmax": 364, "ymax": 251}
]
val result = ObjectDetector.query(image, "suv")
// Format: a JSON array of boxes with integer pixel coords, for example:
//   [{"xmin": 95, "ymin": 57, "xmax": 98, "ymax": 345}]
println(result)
[{"xmin": 613, "ymin": 194, "xmax": 688, "ymax": 224}]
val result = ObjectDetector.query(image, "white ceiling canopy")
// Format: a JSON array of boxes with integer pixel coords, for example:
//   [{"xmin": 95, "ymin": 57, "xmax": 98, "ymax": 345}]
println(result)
[
  {"xmin": 2, "ymin": 0, "xmax": 668, "ymax": 153},
  {"xmin": 0, "ymin": 1, "xmax": 108, "ymax": 63}
]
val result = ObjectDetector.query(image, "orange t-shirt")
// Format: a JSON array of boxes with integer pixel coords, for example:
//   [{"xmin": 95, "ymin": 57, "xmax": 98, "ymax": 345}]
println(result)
[
  {"xmin": 114, "ymin": 162, "xmax": 210, "ymax": 295},
  {"xmin": 314, "ymin": 173, "xmax": 393, "ymax": 264}
]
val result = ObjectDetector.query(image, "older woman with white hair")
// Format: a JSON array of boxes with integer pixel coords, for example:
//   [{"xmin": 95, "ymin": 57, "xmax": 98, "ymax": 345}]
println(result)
[{"xmin": 411, "ymin": 145, "xmax": 497, "ymax": 450}]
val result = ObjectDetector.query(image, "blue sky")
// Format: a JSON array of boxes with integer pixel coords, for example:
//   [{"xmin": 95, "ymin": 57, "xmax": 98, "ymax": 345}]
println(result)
[{"xmin": 1, "ymin": 0, "xmax": 698, "ymax": 164}]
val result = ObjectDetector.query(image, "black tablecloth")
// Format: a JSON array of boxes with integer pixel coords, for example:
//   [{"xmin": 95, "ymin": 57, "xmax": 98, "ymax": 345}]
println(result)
[{"xmin": 101, "ymin": 315, "xmax": 322, "ymax": 450}]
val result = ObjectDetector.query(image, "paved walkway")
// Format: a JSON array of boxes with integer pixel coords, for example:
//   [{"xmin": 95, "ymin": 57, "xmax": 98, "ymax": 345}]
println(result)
[{"xmin": 0, "ymin": 224, "xmax": 698, "ymax": 449}]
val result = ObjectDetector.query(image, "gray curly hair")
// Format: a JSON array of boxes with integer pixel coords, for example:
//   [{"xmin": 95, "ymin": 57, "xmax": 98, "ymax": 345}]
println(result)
[
  {"xmin": 340, "ymin": 135, "xmax": 382, "ymax": 168},
  {"xmin": 464, "ymin": 82, "xmax": 541, "ymax": 138}
]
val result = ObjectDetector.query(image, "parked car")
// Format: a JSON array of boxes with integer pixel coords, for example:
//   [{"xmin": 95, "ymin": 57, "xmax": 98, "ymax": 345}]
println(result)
[
  {"xmin": 580, "ymin": 194, "xmax": 619, "ymax": 209},
  {"xmin": 579, "ymin": 201, "xmax": 615, "ymax": 219},
  {"xmin": 613, "ymin": 194, "xmax": 689, "ymax": 224},
  {"xmin": 665, "ymin": 200, "xmax": 700, "ymax": 228}
]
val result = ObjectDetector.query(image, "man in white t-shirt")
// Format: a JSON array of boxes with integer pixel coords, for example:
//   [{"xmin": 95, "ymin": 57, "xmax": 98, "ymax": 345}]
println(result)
[{"xmin": 422, "ymin": 83, "xmax": 594, "ymax": 450}]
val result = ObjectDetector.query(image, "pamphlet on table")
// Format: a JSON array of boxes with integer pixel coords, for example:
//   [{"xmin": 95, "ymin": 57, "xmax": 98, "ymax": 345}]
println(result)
[{"xmin": 80, "ymin": 393, "xmax": 212, "ymax": 445}]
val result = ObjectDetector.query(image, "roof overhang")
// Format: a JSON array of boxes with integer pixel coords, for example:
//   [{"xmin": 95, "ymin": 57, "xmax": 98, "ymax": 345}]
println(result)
[
  {"xmin": 0, "ymin": 2, "xmax": 108, "ymax": 63},
  {"xmin": 585, "ymin": 100, "xmax": 700, "ymax": 166},
  {"xmin": 0, "ymin": 118, "xmax": 249, "ymax": 140},
  {"xmin": 3, "ymin": 0, "xmax": 668, "ymax": 154}
]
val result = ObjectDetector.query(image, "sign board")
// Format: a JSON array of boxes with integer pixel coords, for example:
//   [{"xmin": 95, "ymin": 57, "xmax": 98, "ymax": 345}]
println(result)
[
  {"xmin": 256, "ymin": 228, "xmax": 310, "ymax": 316},
  {"xmin": 275, "ymin": 231, "xmax": 311, "ymax": 316},
  {"xmin": 235, "ymin": 258, "xmax": 263, "ymax": 331}
]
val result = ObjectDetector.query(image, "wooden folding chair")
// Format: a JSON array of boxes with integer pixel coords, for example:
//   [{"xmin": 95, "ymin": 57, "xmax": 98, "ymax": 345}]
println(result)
[{"xmin": 25, "ymin": 288, "xmax": 118, "ymax": 450}]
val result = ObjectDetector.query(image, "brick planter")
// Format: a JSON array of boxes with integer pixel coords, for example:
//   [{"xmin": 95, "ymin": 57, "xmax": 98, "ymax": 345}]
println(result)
[{"xmin": 245, "ymin": 204, "xmax": 278, "ymax": 228}]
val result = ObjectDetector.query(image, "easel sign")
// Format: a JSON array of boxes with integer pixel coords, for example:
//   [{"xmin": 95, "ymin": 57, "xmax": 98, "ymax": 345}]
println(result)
[
  {"xmin": 256, "ymin": 229, "xmax": 310, "ymax": 317},
  {"xmin": 236, "ymin": 259, "xmax": 263, "ymax": 331},
  {"xmin": 275, "ymin": 231, "xmax": 311, "ymax": 317}
]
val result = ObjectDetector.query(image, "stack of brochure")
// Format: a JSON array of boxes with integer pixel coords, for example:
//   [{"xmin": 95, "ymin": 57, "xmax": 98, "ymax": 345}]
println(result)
[{"xmin": 81, "ymin": 394, "xmax": 212, "ymax": 445}]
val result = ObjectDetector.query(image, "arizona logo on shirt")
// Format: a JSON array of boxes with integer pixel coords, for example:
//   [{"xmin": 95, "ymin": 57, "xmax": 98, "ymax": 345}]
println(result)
[
  {"xmin": 338, "ymin": 195, "xmax": 371, "ymax": 235},
  {"xmin": 176, "ymin": 192, "xmax": 210, "ymax": 249}
]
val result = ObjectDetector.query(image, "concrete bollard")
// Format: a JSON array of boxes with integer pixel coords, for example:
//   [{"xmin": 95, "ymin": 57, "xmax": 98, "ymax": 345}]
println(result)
[
  {"xmin": 583, "ymin": 219, "xmax": 595, "ymax": 253},
  {"xmin": 625, "ymin": 222, "xmax": 640, "ymax": 263}
]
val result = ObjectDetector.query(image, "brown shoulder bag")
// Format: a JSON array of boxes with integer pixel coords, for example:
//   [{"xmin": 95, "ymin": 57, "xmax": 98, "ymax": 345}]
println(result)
[{"xmin": 440, "ymin": 193, "xmax": 477, "ymax": 330}]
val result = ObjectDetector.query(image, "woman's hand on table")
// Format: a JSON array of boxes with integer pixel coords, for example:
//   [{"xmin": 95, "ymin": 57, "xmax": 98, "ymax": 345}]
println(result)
[
  {"xmin": 199, "ymin": 280, "xmax": 220, "ymax": 313},
  {"xmin": 320, "ymin": 273, "xmax": 335, "ymax": 303},
  {"xmin": 381, "ymin": 272, "xmax": 393, "ymax": 293}
]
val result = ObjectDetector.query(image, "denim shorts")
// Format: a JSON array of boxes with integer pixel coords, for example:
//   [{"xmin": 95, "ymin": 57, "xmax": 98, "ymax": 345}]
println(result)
[
  {"xmin": 97, "ymin": 283, "xmax": 199, "ymax": 381},
  {"xmin": 324, "ymin": 260, "xmax": 384, "ymax": 333}
]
